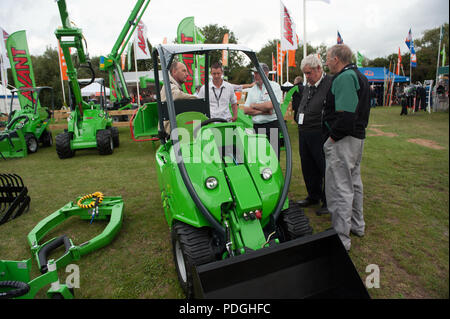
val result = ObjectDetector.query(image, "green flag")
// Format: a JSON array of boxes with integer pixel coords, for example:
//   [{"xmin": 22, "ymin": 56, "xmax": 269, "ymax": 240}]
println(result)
[
  {"xmin": 127, "ymin": 41, "xmax": 133, "ymax": 71},
  {"xmin": 356, "ymin": 51, "xmax": 364, "ymax": 68},
  {"xmin": 441, "ymin": 46, "xmax": 446, "ymax": 67},
  {"xmin": 177, "ymin": 17, "xmax": 205, "ymax": 94},
  {"xmin": 6, "ymin": 30, "xmax": 39, "ymax": 108}
]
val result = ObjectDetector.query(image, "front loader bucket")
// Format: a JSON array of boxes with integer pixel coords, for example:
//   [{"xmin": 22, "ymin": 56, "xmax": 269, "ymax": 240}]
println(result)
[
  {"xmin": 130, "ymin": 102, "xmax": 159, "ymax": 141},
  {"xmin": 0, "ymin": 174, "xmax": 31, "ymax": 225},
  {"xmin": 0, "ymin": 129, "xmax": 27, "ymax": 159},
  {"xmin": 192, "ymin": 229, "xmax": 370, "ymax": 299}
]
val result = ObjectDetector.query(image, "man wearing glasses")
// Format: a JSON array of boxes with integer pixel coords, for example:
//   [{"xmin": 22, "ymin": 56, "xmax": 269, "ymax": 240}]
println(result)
[{"xmin": 296, "ymin": 54, "xmax": 332, "ymax": 216}]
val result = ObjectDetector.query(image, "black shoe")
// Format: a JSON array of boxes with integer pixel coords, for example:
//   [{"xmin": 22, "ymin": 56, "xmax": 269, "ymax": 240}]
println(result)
[
  {"xmin": 315, "ymin": 206, "xmax": 329, "ymax": 216},
  {"xmin": 296, "ymin": 198, "xmax": 320, "ymax": 207}
]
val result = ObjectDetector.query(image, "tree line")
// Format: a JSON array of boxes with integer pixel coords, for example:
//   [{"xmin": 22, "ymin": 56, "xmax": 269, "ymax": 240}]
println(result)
[{"xmin": 5, "ymin": 23, "xmax": 448, "ymax": 109}]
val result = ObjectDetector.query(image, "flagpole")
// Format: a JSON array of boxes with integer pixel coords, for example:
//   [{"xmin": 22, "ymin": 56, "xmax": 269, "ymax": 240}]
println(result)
[
  {"xmin": 286, "ymin": 50, "xmax": 289, "ymax": 83},
  {"xmin": 134, "ymin": 39, "xmax": 141, "ymax": 108},
  {"xmin": 0, "ymin": 60, "xmax": 7, "ymax": 113},
  {"xmin": 303, "ymin": 0, "xmax": 307, "ymax": 85}
]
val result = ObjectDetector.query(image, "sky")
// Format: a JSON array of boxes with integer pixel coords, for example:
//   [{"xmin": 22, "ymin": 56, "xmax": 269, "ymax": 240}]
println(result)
[{"xmin": 1, "ymin": 0, "xmax": 449, "ymax": 61}]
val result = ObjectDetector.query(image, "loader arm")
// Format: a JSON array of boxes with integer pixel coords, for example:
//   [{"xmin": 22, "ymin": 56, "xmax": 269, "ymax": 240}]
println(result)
[
  {"xmin": 100, "ymin": 0, "xmax": 152, "ymax": 105},
  {"xmin": 54, "ymin": 0, "xmax": 89, "ymax": 116}
]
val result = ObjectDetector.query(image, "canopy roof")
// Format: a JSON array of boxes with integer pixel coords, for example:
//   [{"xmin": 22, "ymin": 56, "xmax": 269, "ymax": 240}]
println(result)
[
  {"xmin": 358, "ymin": 67, "xmax": 410, "ymax": 83},
  {"xmin": 80, "ymin": 81, "xmax": 110, "ymax": 97}
]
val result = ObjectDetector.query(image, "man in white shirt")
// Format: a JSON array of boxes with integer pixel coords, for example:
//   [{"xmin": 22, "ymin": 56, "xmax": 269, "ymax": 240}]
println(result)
[
  {"xmin": 197, "ymin": 62, "xmax": 238, "ymax": 122},
  {"xmin": 244, "ymin": 62, "xmax": 282, "ymax": 159}
]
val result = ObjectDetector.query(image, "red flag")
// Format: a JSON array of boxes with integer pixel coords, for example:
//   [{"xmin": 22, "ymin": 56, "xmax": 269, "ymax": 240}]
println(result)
[
  {"xmin": 272, "ymin": 52, "xmax": 276, "ymax": 71},
  {"xmin": 396, "ymin": 47, "xmax": 402, "ymax": 75},
  {"xmin": 288, "ymin": 50, "xmax": 296, "ymax": 67},
  {"xmin": 57, "ymin": 41, "xmax": 69, "ymax": 81}
]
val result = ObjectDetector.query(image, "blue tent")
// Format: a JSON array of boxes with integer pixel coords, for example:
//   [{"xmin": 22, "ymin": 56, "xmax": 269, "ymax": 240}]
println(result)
[{"xmin": 358, "ymin": 67, "xmax": 410, "ymax": 83}]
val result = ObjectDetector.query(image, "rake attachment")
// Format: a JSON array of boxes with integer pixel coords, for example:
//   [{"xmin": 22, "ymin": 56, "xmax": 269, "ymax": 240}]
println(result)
[{"xmin": 0, "ymin": 174, "xmax": 31, "ymax": 225}]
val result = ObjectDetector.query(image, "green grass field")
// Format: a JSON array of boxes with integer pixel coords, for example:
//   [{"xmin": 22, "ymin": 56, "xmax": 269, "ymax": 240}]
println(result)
[{"xmin": 1, "ymin": 105, "xmax": 448, "ymax": 299}]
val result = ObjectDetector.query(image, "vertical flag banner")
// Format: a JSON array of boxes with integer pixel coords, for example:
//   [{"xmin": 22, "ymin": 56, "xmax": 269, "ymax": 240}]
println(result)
[
  {"xmin": 337, "ymin": 31, "xmax": 343, "ymax": 44},
  {"xmin": 356, "ymin": 51, "xmax": 364, "ymax": 67},
  {"xmin": 177, "ymin": 16, "xmax": 205, "ymax": 94},
  {"xmin": 222, "ymin": 33, "xmax": 229, "ymax": 67},
  {"xmin": 134, "ymin": 20, "xmax": 151, "ymax": 60},
  {"xmin": 442, "ymin": 46, "xmax": 446, "ymax": 67},
  {"xmin": 196, "ymin": 27, "xmax": 206, "ymax": 87},
  {"xmin": 288, "ymin": 50, "xmax": 296, "ymax": 67},
  {"xmin": 280, "ymin": 1, "xmax": 297, "ymax": 51},
  {"xmin": 405, "ymin": 28, "xmax": 412, "ymax": 50},
  {"xmin": 1, "ymin": 27, "xmax": 10, "ymax": 69},
  {"xmin": 272, "ymin": 52, "xmax": 276, "ymax": 72},
  {"xmin": 1, "ymin": 27, "xmax": 10, "ymax": 108},
  {"xmin": 277, "ymin": 42, "xmax": 286, "ymax": 77},
  {"xmin": 6, "ymin": 30, "xmax": 39, "ymax": 108},
  {"xmin": 57, "ymin": 41, "xmax": 69, "ymax": 80},
  {"xmin": 410, "ymin": 40, "xmax": 417, "ymax": 68},
  {"xmin": 396, "ymin": 48, "xmax": 402, "ymax": 75},
  {"xmin": 127, "ymin": 41, "xmax": 133, "ymax": 71}
]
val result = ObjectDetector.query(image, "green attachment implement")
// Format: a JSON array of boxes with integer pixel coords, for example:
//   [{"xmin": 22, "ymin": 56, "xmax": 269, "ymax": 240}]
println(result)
[
  {"xmin": 0, "ymin": 173, "xmax": 31, "ymax": 225},
  {"xmin": 27, "ymin": 194, "xmax": 124, "ymax": 274},
  {"xmin": 0, "ymin": 258, "xmax": 74, "ymax": 299},
  {"xmin": 129, "ymin": 76, "xmax": 162, "ymax": 142}
]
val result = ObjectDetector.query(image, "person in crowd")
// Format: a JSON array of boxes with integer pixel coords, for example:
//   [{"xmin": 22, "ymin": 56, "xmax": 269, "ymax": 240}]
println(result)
[
  {"xmin": 197, "ymin": 62, "xmax": 238, "ymax": 122},
  {"xmin": 243, "ymin": 62, "xmax": 282, "ymax": 159},
  {"xmin": 291, "ymin": 76, "xmax": 304, "ymax": 122},
  {"xmin": 400, "ymin": 93, "xmax": 408, "ymax": 115},
  {"xmin": 323, "ymin": 44, "xmax": 371, "ymax": 251},
  {"xmin": 295, "ymin": 55, "xmax": 332, "ymax": 216}
]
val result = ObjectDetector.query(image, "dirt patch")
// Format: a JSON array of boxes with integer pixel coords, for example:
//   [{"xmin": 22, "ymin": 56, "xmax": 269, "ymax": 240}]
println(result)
[
  {"xmin": 367, "ymin": 127, "xmax": 398, "ymax": 137},
  {"xmin": 407, "ymin": 138, "xmax": 445, "ymax": 150}
]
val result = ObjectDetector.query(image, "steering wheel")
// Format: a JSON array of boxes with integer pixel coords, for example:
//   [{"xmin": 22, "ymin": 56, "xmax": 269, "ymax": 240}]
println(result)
[
  {"xmin": 193, "ymin": 118, "xmax": 228, "ymax": 139},
  {"xmin": 6, "ymin": 115, "xmax": 29, "ymax": 130}
]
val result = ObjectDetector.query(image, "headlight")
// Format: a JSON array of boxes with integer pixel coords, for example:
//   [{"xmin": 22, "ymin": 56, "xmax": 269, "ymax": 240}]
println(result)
[
  {"xmin": 205, "ymin": 177, "xmax": 218, "ymax": 189},
  {"xmin": 261, "ymin": 168, "xmax": 272, "ymax": 180}
]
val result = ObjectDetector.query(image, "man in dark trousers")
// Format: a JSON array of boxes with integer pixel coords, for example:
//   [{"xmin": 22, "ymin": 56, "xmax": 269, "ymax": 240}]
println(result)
[
  {"xmin": 296, "ymin": 54, "xmax": 332, "ymax": 215},
  {"xmin": 323, "ymin": 44, "xmax": 371, "ymax": 251},
  {"xmin": 291, "ymin": 76, "xmax": 304, "ymax": 121}
]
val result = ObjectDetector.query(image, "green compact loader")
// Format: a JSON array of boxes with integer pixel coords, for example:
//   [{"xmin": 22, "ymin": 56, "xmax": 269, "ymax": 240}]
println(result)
[
  {"xmin": 0, "ymin": 87, "xmax": 54, "ymax": 159},
  {"xmin": 152, "ymin": 44, "xmax": 369, "ymax": 299},
  {"xmin": 54, "ymin": 0, "xmax": 118, "ymax": 159}
]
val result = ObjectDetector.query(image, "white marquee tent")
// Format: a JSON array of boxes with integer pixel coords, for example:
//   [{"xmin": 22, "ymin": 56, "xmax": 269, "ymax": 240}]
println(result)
[
  {"xmin": 80, "ymin": 82, "xmax": 110, "ymax": 97},
  {"xmin": 0, "ymin": 84, "xmax": 20, "ymax": 114}
]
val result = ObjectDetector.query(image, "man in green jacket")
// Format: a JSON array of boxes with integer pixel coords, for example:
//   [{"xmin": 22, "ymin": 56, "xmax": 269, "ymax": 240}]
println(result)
[{"xmin": 323, "ymin": 44, "xmax": 371, "ymax": 251}]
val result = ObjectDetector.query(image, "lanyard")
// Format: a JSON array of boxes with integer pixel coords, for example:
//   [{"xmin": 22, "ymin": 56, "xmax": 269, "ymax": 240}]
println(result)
[{"xmin": 212, "ymin": 86, "xmax": 225, "ymax": 106}]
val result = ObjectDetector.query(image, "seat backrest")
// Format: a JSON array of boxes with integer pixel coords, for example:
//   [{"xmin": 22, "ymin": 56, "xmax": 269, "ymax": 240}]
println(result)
[{"xmin": 158, "ymin": 98, "xmax": 210, "ymax": 121}]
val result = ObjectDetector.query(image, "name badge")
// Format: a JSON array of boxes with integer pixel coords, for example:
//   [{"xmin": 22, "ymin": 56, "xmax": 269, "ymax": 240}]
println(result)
[{"xmin": 298, "ymin": 113, "xmax": 304, "ymax": 125}]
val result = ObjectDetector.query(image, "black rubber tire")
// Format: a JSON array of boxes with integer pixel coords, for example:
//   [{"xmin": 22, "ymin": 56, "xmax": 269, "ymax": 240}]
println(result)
[
  {"xmin": 277, "ymin": 200, "xmax": 313, "ymax": 241},
  {"xmin": 25, "ymin": 133, "xmax": 38, "ymax": 153},
  {"xmin": 55, "ymin": 132, "xmax": 75, "ymax": 159},
  {"xmin": 0, "ymin": 281, "xmax": 30, "ymax": 299},
  {"xmin": 171, "ymin": 221, "xmax": 216, "ymax": 299},
  {"xmin": 110, "ymin": 126, "xmax": 120, "ymax": 148},
  {"xmin": 41, "ymin": 129, "xmax": 53, "ymax": 147},
  {"xmin": 96, "ymin": 129, "xmax": 114, "ymax": 155}
]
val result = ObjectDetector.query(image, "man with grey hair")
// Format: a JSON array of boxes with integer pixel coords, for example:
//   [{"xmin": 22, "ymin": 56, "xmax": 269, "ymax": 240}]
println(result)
[
  {"xmin": 324, "ymin": 44, "xmax": 371, "ymax": 251},
  {"xmin": 244, "ymin": 62, "xmax": 282, "ymax": 159},
  {"xmin": 295, "ymin": 54, "xmax": 332, "ymax": 216},
  {"xmin": 160, "ymin": 61, "xmax": 197, "ymax": 134}
]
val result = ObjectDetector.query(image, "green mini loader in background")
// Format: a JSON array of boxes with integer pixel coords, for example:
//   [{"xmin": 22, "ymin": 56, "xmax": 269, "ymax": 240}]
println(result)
[
  {"xmin": 0, "ymin": 87, "xmax": 54, "ymax": 159},
  {"xmin": 54, "ymin": 0, "xmax": 118, "ymax": 159},
  {"xmin": 152, "ymin": 44, "xmax": 370, "ymax": 299}
]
